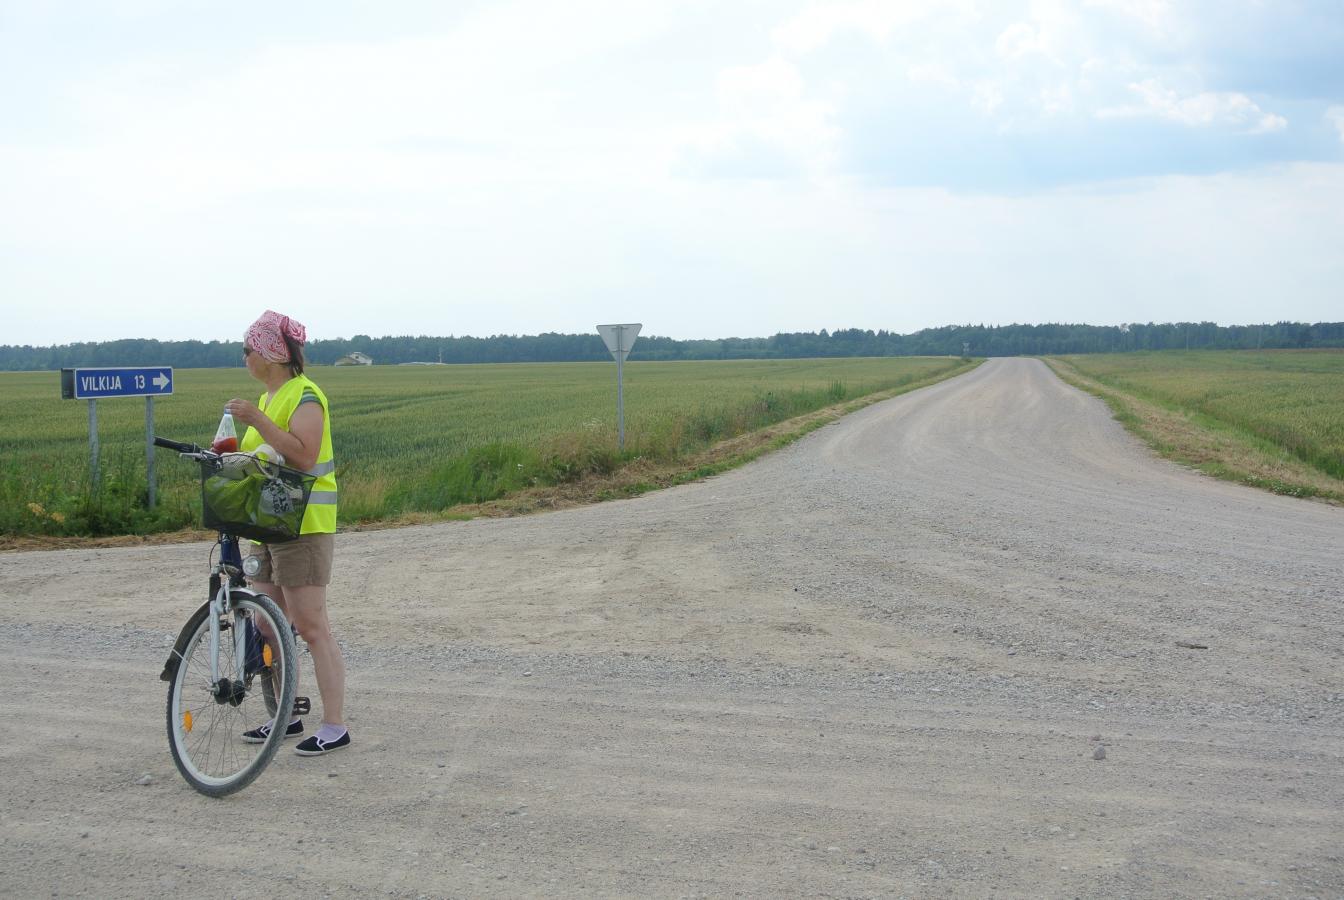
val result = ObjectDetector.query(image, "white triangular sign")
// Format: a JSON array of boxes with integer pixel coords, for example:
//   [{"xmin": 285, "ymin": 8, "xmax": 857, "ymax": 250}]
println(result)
[{"xmin": 596, "ymin": 323, "xmax": 641, "ymax": 361}]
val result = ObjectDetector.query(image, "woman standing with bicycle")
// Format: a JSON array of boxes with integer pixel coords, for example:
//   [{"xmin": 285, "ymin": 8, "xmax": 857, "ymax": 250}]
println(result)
[{"xmin": 225, "ymin": 310, "xmax": 349, "ymax": 756}]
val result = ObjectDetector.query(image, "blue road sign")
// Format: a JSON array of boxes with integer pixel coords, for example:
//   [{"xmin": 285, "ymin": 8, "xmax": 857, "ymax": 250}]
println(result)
[{"xmin": 62, "ymin": 367, "xmax": 174, "ymax": 400}]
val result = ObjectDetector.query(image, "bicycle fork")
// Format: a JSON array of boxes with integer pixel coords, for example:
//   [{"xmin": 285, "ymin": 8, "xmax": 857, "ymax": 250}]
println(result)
[
  {"xmin": 202, "ymin": 586, "xmax": 248, "ymax": 706},
  {"xmin": 206, "ymin": 536, "xmax": 248, "ymax": 705}
]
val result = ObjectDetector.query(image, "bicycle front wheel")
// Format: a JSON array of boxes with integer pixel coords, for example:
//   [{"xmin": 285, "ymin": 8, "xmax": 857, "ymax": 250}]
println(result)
[{"xmin": 166, "ymin": 592, "xmax": 297, "ymax": 797}]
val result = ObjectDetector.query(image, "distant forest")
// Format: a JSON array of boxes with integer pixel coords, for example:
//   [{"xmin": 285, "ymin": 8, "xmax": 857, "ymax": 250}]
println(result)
[{"xmin": 3, "ymin": 321, "xmax": 1342, "ymax": 371}]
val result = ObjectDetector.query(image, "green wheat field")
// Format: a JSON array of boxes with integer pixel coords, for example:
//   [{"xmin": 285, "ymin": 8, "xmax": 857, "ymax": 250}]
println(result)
[
  {"xmin": 1055, "ymin": 350, "xmax": 1344, "ymax": 483},
  {"xmin": 1, "ymin": 357, "xmax": 969, "ymax": 537}
]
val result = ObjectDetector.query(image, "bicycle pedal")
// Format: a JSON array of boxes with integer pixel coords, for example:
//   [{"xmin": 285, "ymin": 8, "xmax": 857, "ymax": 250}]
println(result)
[{"xmin": 292, "ymin": 696, "xmax": 312, "ymax": 716}]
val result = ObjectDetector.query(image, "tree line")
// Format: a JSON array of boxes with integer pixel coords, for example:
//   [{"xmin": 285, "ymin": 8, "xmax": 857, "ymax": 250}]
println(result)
[{"xmin": 2, "ymin": 321, "xmax": 1341, "ymax": 371}]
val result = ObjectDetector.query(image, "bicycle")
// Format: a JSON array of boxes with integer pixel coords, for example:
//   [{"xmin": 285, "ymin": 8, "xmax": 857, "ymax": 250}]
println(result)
[{"xmin": 153, "ymin": 436, "xmax": 316, "ymax": 797}]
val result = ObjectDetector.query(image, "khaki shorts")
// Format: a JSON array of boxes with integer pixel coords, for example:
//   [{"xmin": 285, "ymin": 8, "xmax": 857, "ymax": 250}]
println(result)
[{"xmin": 245, "ymin": 532, "xmax": 334, "ymax": 587}]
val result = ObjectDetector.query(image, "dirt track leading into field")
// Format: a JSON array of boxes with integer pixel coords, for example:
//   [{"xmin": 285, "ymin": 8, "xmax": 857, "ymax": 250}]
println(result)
[{"xmin": 2, "ymin": 357, "xmax": 1342, "ymax": 898}]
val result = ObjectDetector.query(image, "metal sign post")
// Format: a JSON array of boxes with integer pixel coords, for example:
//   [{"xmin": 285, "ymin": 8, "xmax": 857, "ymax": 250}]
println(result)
[
  {"xmin": 62, "ymin": 367, "xmax": 174, "ymax": 505},
  {"xmin": 88, "ymin": 399, "xmax": 100, "ymax": 490},
  {"xmin": 596, "ymin": 324, "xmax": 641, "ymax": 450},
  {"xmin": 145, "ymin": 396, "xmax": 156, "ymax": 508}
]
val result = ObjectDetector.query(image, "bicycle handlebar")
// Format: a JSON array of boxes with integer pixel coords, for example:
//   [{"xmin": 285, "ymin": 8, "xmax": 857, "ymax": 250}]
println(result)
[{"xmin": 153, "ymin": 436, "xmax": 206, "ymax": 454}]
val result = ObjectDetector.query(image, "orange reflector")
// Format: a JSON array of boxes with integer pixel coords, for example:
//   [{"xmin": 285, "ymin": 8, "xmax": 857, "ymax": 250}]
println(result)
[
  {"xmin": 262, "ymin": 643, "xmax": 273, "ymax": 667},
  {"xmin": 183, "ymin": 710, "xmax": 193, "ymax": 733}
]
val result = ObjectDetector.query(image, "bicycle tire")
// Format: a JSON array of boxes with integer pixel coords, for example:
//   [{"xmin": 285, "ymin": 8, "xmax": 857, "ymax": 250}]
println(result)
[
  {"xmin": 262, "ymin": 667, "xmax": 279, "ymax": 719},
  {"xmin": 166, "ymin": 591, "xmax": 297, "ymax": 797},
  {"xmin": 261, "ymin": 624, "xmax": 301, "ymax": 719}
]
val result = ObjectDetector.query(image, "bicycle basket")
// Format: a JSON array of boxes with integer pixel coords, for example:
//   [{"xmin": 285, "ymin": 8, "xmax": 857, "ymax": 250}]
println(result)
[{"xmin": 198, "ymin": 454, "xmax": 316, "ymax": 543}]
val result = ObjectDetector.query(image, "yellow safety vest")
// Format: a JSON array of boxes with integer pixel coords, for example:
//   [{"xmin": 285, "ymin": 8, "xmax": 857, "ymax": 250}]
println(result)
[{"xmin": 240, "ymin": 374, "xmax": 337, "ymax": 534}]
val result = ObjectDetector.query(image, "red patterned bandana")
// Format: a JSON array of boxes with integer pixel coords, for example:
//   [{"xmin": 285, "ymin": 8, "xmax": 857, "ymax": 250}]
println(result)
[{"xmin": 245, "ymin": 310, "xmax": 307, "ymax": 363}]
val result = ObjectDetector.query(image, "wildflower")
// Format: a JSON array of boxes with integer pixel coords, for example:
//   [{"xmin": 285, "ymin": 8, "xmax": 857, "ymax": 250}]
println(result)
[
  {"xmin": 50, "ymin": 511, "xmax": 66, "ymax": 524},
  {"xmin": 27, "ymin": 502, "xmax": 45, "ymax": 516}
]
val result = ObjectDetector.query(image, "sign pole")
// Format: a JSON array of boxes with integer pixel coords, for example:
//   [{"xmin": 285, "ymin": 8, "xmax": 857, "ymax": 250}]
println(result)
[
  {"xmin": 88, "ymin": 399, "xmax": 100, "ymax": 491},
  {"xmin": 596, "ymin": 324, "xmax": 641, "ymax": 453},
  {"xmin": 62, "ymin": 366, "xmax": 174, "ymax": 501},
  {"xmin": 146, "ymin": 396, "xmax": 156, "ymax": 508},
  {"xmin": 616, "ymin": 327, "xmax": 625, "ymax": 450}
]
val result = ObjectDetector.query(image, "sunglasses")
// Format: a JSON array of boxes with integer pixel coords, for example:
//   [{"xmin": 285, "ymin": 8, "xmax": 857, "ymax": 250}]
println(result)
[{"xmin": 243, "ymin": 346, "xmax": 254, "ymax": 357}]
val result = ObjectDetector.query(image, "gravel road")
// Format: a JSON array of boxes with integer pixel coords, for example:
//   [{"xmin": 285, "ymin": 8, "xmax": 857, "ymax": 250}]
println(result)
[{"xmin": 2, "ymin": 357, "xmax": 1341, "ymax": 898}]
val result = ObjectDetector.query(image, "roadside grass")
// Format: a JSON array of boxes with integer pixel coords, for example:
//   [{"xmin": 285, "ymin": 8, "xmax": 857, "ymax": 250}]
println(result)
[
  {"xmin": 1045, "ymin": 351, "xmax": 1344, "ymax": 504},
  {"xmin": 301, "ymin": 359, "xmax": 983, "ymax": 528},
  {"xmin": 1, "ymin": 357, "xmax": 978, "ymax": 546}
]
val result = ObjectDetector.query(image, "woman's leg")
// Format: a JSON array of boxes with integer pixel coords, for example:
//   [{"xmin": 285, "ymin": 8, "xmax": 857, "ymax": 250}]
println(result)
[
  {"xmin": 248, "ymin": 579, "xmax": 302, "ymax": 722},
  {"xmin": 281, "ymin": 584, "xmax": 345, "ymax": 726},
  {"xmin": 250, "ymin": 579, "xmax": 283, "ymax": 644}
]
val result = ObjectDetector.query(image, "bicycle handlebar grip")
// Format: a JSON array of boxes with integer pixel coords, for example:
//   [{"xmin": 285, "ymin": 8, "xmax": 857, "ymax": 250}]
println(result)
[{"xmin": 153, "ymin": 437, "xmax": 202, "ymax": 453}]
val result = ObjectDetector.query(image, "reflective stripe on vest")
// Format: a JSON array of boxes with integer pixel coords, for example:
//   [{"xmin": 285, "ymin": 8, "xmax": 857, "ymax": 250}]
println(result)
[{"xmin": 240, "ymin": 374, "xmax": 337, "ymax": 534}]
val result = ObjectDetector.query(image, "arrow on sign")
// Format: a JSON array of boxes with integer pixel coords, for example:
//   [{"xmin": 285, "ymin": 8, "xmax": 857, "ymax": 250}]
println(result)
[{"xmin": 153, "ymin": 371, "xmax": 170, "ymax": 390}]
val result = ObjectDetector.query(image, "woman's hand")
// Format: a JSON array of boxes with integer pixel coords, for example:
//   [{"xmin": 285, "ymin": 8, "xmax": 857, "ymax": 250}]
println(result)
[
  {"xmin": 222, "ymin": 397, "xmax": 323, "ymax": 473},
  {"xmin": 224, "ymin": 398, "xmax": 266, "ymax": 428}
]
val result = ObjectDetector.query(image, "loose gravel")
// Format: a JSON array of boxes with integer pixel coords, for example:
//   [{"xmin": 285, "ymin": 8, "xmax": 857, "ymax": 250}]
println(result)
[{"xmin": 2, "ymin": 358, "xmax": 1341, "ymax": 898}]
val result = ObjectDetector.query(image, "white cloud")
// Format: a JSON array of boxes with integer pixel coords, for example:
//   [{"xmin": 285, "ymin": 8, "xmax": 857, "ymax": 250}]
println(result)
[
  {"xmin": 996, "ymin": 22, "xmax": 1050, "ymax": 62},
  {"xmin": 771, "ymin": 0, "xmax": 978, "ymax": 55},
  {"xmin": 1082, "ymin": 0, "xmax": 1175, "ymax": 32},
  {"xmin": 1038, "ymin": 82, "xmax": 1075, "ymax": 116},
  {"xmin": 846, "ymin": 163, "xmax": 1344, "ymax": 329},
  {"xmin": 1328, "ymin": 106, "xmax": 1344, "ymax": 144},
  {"xmin": 972, "ymin": 81, "xmax": 1006, "ymax": 115},
  {"xmin": 718, "ymin": 57, "xmax": 806, "ymax": 103},
  {"xmin": 673, "ymin": 57, "xmax": 840, "ymax": 180},
  {"xmin": 1, "ymin": 2, "xmax": 704, "ymax": 235},
  {"xmin": 1099, "ymin": 79, "xmax": 1287, "ymax": 132},
  {"xmin": 995, "ymin": 1, "xmax": 1088, "ymax": 66},
  {"xmin": 906, "ymin": 62, "xmax": 961, "ymax": 89},
  {"xmin": 768, "ymin": 0, "xmax": 1144, "ymax": 133}
]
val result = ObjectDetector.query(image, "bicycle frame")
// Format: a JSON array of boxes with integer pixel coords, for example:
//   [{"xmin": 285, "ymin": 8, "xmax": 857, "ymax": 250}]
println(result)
[{"xmin": 160, "ymin": 532, "xmax": 257, "ymax": 686}]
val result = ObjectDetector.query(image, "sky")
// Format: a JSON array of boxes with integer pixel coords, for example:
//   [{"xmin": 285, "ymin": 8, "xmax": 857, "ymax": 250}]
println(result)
[{"xmin": 2, "ymin": 0, "xmax": 1342, "ymax": 345}]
